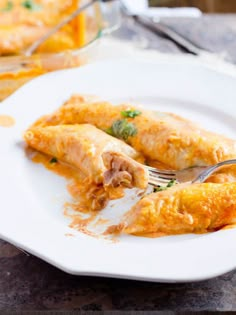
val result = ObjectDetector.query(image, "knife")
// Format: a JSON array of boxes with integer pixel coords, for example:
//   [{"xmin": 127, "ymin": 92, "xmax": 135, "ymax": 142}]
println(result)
[
  {"xmin": 134, "ymin": 15, "xmax": 203, "ymax": 56},
  {"xmin": 121, "ymin": 2, "xmax": 230, "ymax": 62}
]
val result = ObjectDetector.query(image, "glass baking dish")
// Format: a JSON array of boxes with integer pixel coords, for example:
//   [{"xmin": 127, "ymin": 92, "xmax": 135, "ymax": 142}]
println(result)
[{"xmin": 0, "ymin": 0, "xmax": 121, "ymax": 101}]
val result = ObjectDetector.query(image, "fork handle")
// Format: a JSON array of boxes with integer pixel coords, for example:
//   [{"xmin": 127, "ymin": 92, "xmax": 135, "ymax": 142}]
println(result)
[{"xmin": 193, "ymin": 159, "xmax": 236, "ymax": 183}]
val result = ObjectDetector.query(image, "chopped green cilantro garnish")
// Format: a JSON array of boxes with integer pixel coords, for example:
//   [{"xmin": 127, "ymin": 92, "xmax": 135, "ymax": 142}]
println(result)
[
  {"xmin": 21, "ymin": 0, "xmax": 42, "ymax": 11},
  {"xmin": 50, "ymin": 157, "xmax": 58, "ymax": 164},
  {"xmin": 153, "ymin": 179, "xmax": 176, "ymax": 193},
  {"xmin": 106, "ymin": 119, "xmax": 137, "ymax": 141},
  {"xmin": 166, "ymin": 179, "xmax": 177, "ymax": 188},
  {"xmin": 105, "ymin": 127, "xmax": 113, "ymax": 136},
  {"xmin": 153, "ymin": 186, "xmax": 167, "ymax": 193},
  {"xmin": 1, "ymin": 1, "xmax": 13, "ymax": 11},
  {"xmin": 121, "ymin": 110, "xmax": 142, "ymax": 118}
]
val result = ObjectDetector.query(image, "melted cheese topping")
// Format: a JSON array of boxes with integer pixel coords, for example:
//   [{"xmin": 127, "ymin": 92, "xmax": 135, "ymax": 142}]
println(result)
[
  {"xmin": 121, "ymin": 182, "xmax": 236, "ymax": 236},
  {"xmin": 34, "ymin": 96, "xmax": 236, "ymax": 170}
]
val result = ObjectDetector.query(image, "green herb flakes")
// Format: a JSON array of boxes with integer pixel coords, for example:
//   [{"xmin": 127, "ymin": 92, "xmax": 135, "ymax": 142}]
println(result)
[
  {"xmin": 50, "ymin": 157, "xmax": 58, "ymax": 164},
  {"xmin": 106, "ymin": 119, "xmax": 137, "ymax": 141},
  {"xmin": 153, "ymin": 179, "xmax": 176, "ymax": 193},
  {"xmin": 121, "ymin": 109, "xmax": 141, "ymax": 118},
  {"xmin": 105, "ymin": 127, "xmax": 113, "ymax": 136},
  {"xmin": 21, "ymin": 0, "xmax": 42, "ymax": 11},
  {"xmin": 1, "ymin": 1, "xmax": 13, "ymax": 11}
]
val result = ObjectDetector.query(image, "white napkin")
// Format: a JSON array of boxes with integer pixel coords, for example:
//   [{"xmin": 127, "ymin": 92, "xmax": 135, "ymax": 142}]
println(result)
[{"xmin": 121, "ymin": 0, "xmax": 202, "ymax": 18}]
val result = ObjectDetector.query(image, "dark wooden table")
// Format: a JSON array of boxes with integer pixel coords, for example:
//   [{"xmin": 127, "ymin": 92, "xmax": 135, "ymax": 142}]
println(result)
[{"xmin": 2, "ymin": 14, "xmax": 236, "ymax": 312}]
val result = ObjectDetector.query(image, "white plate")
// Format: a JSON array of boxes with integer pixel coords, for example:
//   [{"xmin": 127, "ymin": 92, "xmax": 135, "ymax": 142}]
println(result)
[{"xmin": 1, "ymin": 58, "xmax": 236, "ymax": 283}]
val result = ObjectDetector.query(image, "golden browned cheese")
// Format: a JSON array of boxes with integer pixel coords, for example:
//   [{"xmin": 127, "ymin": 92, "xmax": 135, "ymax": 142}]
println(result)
[
  {"xmin": 33, "ymin": 96, "xmax": 236, "ymax": 170},
  {"xmin": 24, "ymin": 124, "xmax": 148, "ymax": 189},
  {"xmin": 121, "ymin": 183, "xmax": 236, "ymax": 236},
  {"xmin": 0, "ymin": 0, "xmax": 84, "ymax": 55}
]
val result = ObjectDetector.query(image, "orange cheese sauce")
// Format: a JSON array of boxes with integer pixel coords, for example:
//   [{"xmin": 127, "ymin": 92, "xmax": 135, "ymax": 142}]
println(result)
[
  {"xmin": 28, "ymin": 149, "xmax": 110, "ymax": 213},
  {"xmin": 147, "ymin": 159, "xmax": 174, "ymax": 170},
  {"xmin": 64, "ymin": 206, "xmax": 116, "ymax": 240},
  {"xmin": 64, "ymin": 207, "xmax": 98, "ymax": 237},
  {"xmin": 26, "ymin": 148, "xmax": 126, "ymax": 239},
  {"xmin": 0, "ymin": 114, "xmax": 15, "ymax": 127}
]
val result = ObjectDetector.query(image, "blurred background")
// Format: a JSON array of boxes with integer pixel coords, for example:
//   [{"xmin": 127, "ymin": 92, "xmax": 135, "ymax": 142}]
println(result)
[{"xmin": 149, "ymin": 0, "xmax": 236, "ymax": 12}]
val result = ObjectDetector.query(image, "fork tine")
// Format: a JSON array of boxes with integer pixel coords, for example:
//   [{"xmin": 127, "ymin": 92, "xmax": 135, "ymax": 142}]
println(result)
[
  {"xmin": 148, "ymin": 173, "xmax": 175, "ymax": 182},
  {"xmin": 146, "ymin": 165, "xmax": 176, "ymax": 176},
  {"xmin": 148, "ymin": 179, "xmax": 172, "ymax": 185},
  {"xmin": 148, "ymin": 170, "xmax": 175, "ymax": 179},
  {"xmin": 148, "ymin": 174, "xmax": 175, "ymax": 186},
  {"xmin": 145, "ymin": 165, "xmax": 177, "ymax": 186}
]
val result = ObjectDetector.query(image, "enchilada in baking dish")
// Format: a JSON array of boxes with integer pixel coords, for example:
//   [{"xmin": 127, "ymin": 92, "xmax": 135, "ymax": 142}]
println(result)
[{"xmin": 0, "ymin": 0, "xmax": 85, "ymax": 55}]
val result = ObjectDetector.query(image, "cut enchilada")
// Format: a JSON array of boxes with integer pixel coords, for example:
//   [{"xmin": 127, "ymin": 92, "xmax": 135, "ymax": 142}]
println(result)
[
  {"xmin": 119, "ymin": 182, "xmax": 236, "ymax": 236},
  {"xmin": 24, "ymin": 124, "xmax": 148, "ymax": 210}
]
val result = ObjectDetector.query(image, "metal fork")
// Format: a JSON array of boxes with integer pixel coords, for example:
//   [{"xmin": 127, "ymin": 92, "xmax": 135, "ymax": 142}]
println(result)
[{"xmin": 147, "ymin": 159, "xmax": 236, "ymax": 186}]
